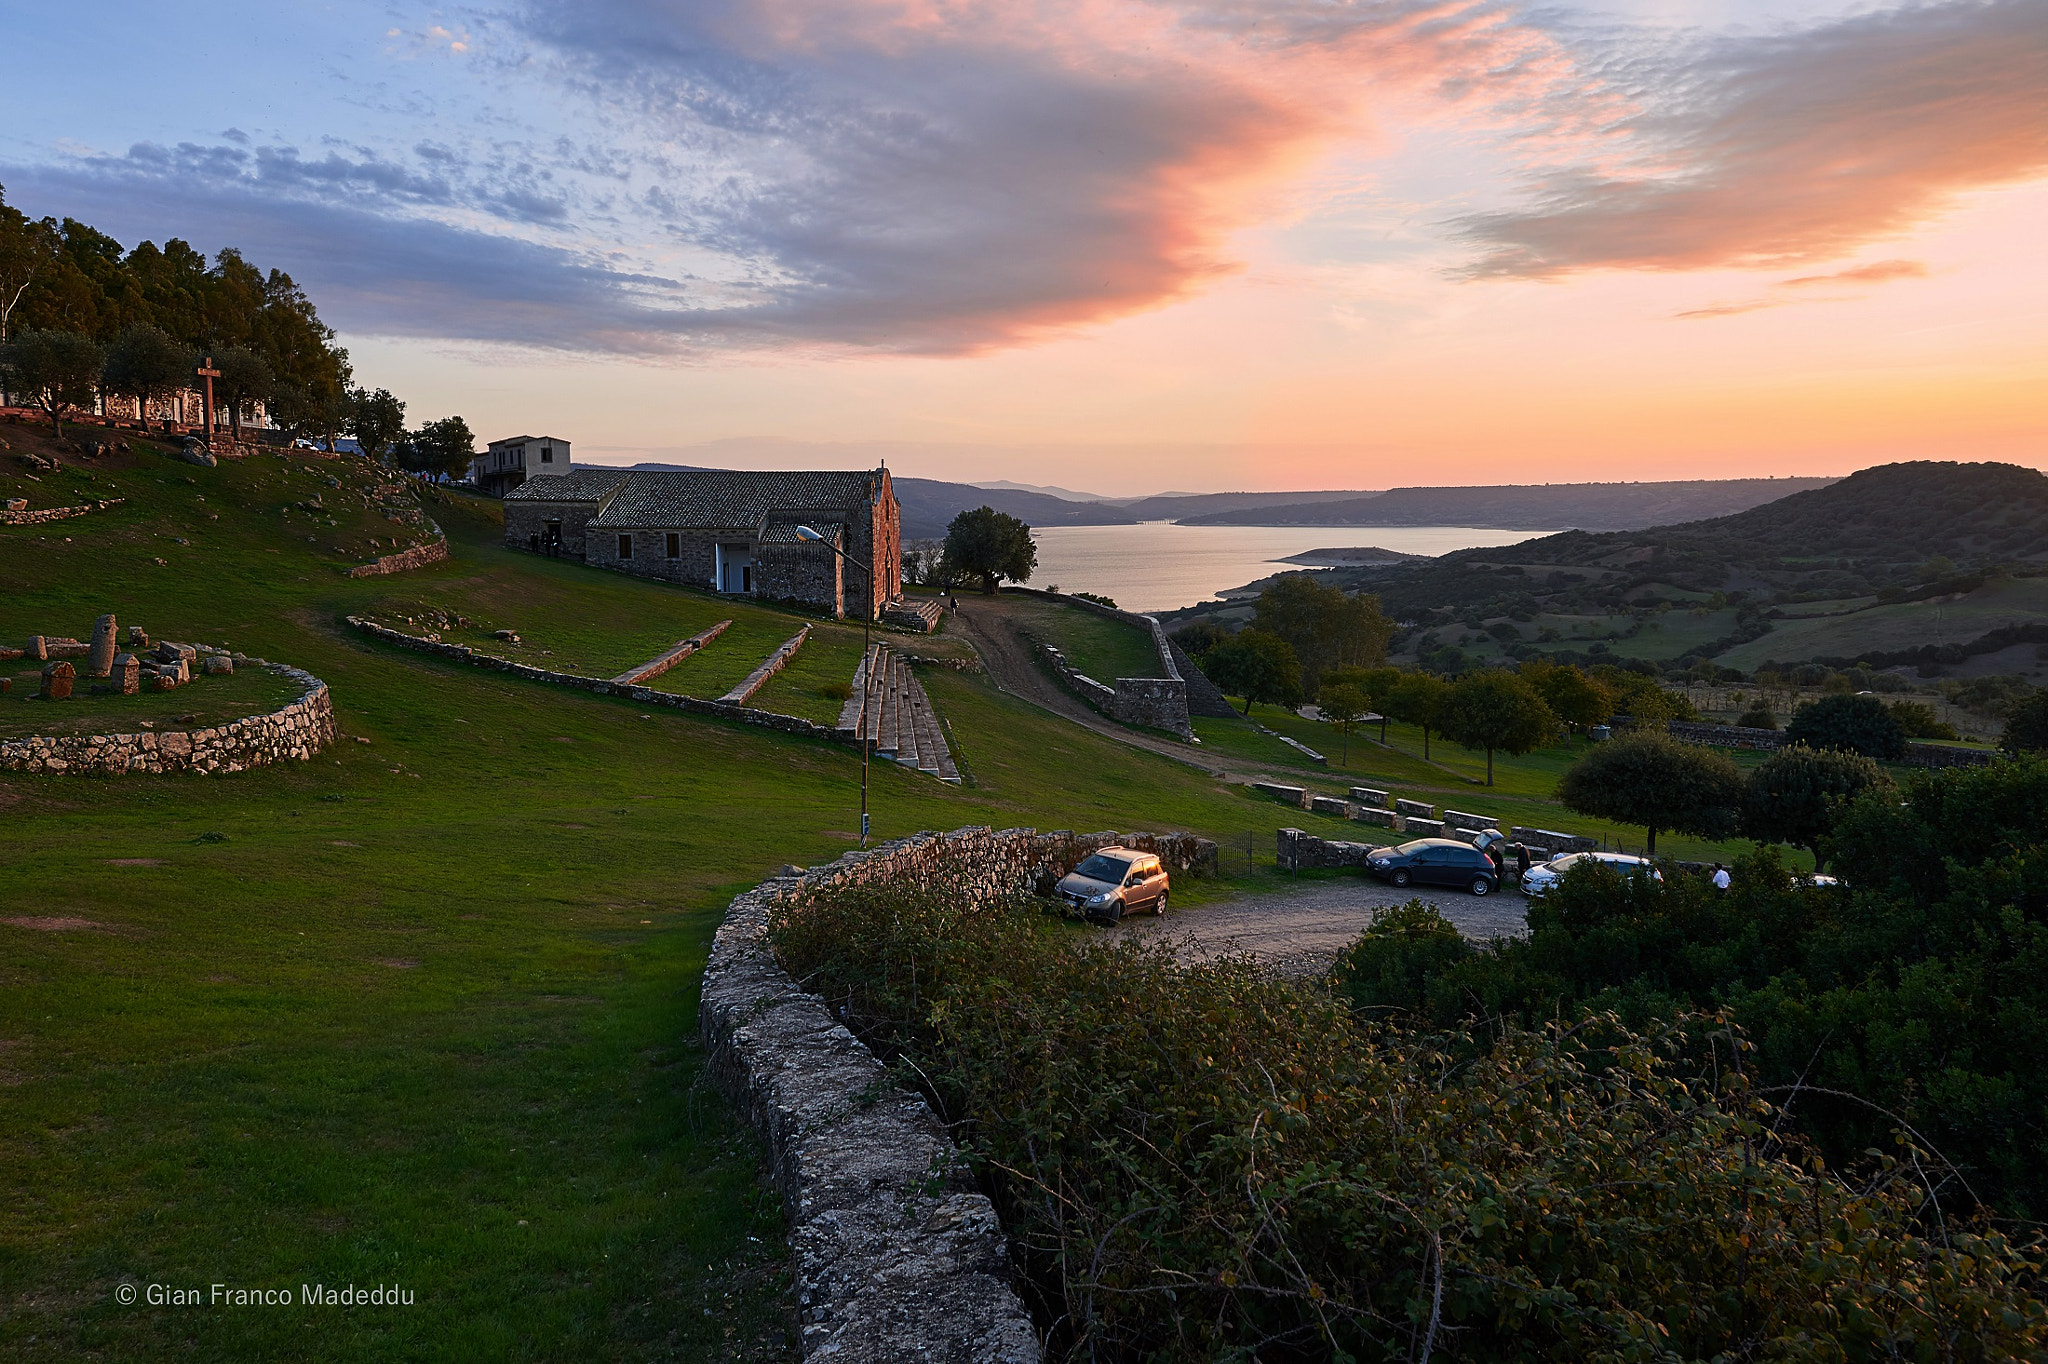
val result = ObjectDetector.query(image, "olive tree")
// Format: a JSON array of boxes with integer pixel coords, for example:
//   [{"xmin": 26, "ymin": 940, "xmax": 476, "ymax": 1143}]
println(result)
[
  {"xmin": 0, "ymin": 328, "xmax": 102, "ymax": 436},
  {"xmin": 346, "ymin": 386, "xmax": 407, "ymax": 462},
  {"xmin": 101, "ymin": 325, "xmax": 188, "ymax": 431},
  {"xmin": 1318, "ymin": 681, "xmax": 1371, "ymax": 764},
  {"xmin": 1557, "ymin": 733, "xmax": 1743, "ymax": 855},
  {"xmin": 1785, "ymin": 694, "xmax": 1906, "ymax": 761},
  {"xmin": 1439, "ymin": 669, "xmax": 1556, "ymax": 785},
  {"xmin": 943, "ymin": 506, "xmax": 1037, "ymax": 594},
  {"xmin": 1381, "ymin": 671, "xmax": 1450, "ymax": 759},
  {"xmin": 1740, "ymin": 743, "xmax": 1890, "ymax": 871}
]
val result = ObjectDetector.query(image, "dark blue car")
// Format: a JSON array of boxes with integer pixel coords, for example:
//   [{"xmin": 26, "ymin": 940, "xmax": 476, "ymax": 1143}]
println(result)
[{"xmin": 1363, "ymin": 838, "xmax": 1499, "ymax": 896}]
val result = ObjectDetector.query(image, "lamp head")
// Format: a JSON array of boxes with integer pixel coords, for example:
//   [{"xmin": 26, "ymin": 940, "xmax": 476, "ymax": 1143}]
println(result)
[{"xmin": 794, "ymin": 524, "xmax": 824, "ymax": 543}]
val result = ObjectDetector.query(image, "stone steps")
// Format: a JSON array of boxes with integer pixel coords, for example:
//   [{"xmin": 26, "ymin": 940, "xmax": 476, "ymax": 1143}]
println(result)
[
  {"xmin": 882, "ymin": 597, "xmax": 945, "ymax": 633},
  {"xmin": 835, "ymin": 644, "xmax": 959, "ymax": 783}
]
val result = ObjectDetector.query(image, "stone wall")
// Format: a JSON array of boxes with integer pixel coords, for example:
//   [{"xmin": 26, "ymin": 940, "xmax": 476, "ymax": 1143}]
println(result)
[
  {"xmin": 347, "ymin": 615, "xmax": 844, "ymax": 745},
  {"xmin": 1107, "ymin": 676, "xmax": 1192, "ymax": 737},
  {"xmin": 1664, "ymin": 719, "xmax": 1998, "ymax": 769},
  {"xmin": 347, "ymin": 536, "xmax": 449, "ymax": 578},
  {"xmin": 703, "ymin": 824, "xmax": 1217, "ymax": 1360},
  {"xmin": 719, "ymin": 627, "xmax": 809, "ymax": 706},
  {"xmin": 1276, "ymin": 826, "xmax": 1390, "ymax": 872},
  {"xmin": 0, "ymin": 663, "xmax": 334, "ymax": 776},
  {"xmin": 0, "ymin": 497, "xmax": 125, "ymax": 526},
  {"xmin": 1006, "ymin": 588, "xmax": 1199, "ymax": 738}
]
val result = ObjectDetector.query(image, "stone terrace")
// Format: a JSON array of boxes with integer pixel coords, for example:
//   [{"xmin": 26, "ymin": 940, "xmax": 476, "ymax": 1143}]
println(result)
[{"xmin": 837, "ymin": 644, "xmax": 959, "ymax": 783}]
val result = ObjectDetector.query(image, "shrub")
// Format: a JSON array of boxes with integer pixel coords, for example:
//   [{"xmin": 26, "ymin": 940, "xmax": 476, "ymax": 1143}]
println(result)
[
  {"xmin": 1741, "ymin": 743, "xmax": 1891, "ymax": 870},
  {"xmin": 1785, "ymin": 693, "xmax": 1907, "ymax": 760},
  {"xmin": 773, "ymin": 883, "xmax": 2047, "ymax": 1360},
  {"xmin": 817, "ymin": 680, "xmax": 853, "ymax": 703},
  {"xmin": 1888, "ymin": 699, "xmax": 1961, "ymax": 740},
  {"xmin": 1736, "ymin": 704, "xmax": 1777, "ymax": 729},
  {"xmin": 2003, "ymin": 691, "xmax": 2048, "ymax": 754}
]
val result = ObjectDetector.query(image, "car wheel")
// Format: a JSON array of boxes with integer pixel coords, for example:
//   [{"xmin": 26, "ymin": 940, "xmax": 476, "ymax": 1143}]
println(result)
[
  {"xmin": 1391, "ymin": 869, "xmax": 1411, "ymax": 888},
  {"xmin": 1154, "ymin": 889, "xmax": 1169, "ymax": 917},
  {"xmin": 1470, "ymin": 876, "xmax": 1492, "ymax": 897},
  {"xmin": 1106, "ymin": 899, "xmax": 1124, "ymax": 924}
]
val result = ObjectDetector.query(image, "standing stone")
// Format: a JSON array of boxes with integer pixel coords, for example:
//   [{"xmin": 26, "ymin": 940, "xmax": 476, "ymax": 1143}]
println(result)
[
  {"xmin": 88, "ymin": 614, "xmax": 118, "ymax": 678},
  {"xmin": 128, "ymin": 625, "xmax": 150, "ymax": 648},
  {"xmin": 113, "ymin": 653, "xmax": 141, "ymax": 695},
  {"xmin": 40, "ymin": 660, "xmax": 74, "ymax": 700},
  {"xmin": 203, "ymin": 654, "xmax": 233, "ymax": 676},
  {"xmin": 27, "ymin": 636, "xmax": 47, "ymax": 662}
]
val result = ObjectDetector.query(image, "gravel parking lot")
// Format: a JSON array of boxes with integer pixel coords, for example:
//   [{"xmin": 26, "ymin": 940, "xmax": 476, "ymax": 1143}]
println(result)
[{"xmin": 1113, "ymin": 873, "xmax": 1529, "ymax": 977}]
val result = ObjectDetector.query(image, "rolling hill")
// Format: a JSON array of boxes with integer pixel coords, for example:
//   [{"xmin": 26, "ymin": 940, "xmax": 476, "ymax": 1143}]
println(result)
[{"xmin": 1180, "ymin": 477, "xmax": 1839, "ymax": 531}]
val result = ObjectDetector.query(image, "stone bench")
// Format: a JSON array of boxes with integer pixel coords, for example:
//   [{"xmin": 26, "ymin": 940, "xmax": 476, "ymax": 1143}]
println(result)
[
  {"xmin": 1402, "ymin": 816, "xmax": 1447, "ymax": 838},
  {"xmin": 1348, "ymin": 787, "xmax": 1389, "ymax": 808},
  {"xmin": 1442, "ymin": 810, "xmax": 1498, "ymax": 833},
  {"xmin": 1394, "ymin": 798, "xmax": 1435, "ymax": 820},
  {"xmin": 1350, "ymin": 806, "xmax": 1398, "ymax": 829},
  {"xmin": 1512, "ymin": 826, "xmax": 1598, "ymax": 855},
  {"xmin": 1309, "ymin": 794, "xmax": 1349, "ymax": 817},
  {"xmin": 1249, "ymin": 781, "xmax": 1308, "ymax": 808}
]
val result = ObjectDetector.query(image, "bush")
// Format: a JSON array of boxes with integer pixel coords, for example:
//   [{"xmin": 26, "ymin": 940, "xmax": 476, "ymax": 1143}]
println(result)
[
  {"xmin": 773, "ymin": 883, "xmax": 2047, "ymax": 1359},
  {"xmin": 1736, "ymin": 705, "xmax": 1777, "ymax": 729},
  {"xmin": 1786, "ymin": 693, "xmax": 1907, "ymax": 760},
  {"xmin": 2006, "ymin": 691, "xmax": 2048, "ymax": 754},
  {"xmin": 817, "ymin": 680, "xmax": 853, "ymax": 703},
  {"xmin": 1887, "ymin": 698, "xmax": 1960, "ymax": 740}
]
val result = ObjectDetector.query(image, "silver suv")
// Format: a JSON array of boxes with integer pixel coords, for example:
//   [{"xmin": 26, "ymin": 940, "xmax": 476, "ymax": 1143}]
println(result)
[{"xmin": 1055, "ymin": 848, "xmax": 1170, "ymax": 923}]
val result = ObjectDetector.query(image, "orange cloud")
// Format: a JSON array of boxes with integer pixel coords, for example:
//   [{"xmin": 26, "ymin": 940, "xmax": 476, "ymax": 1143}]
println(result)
[
  {"xmin": 1463, "ymin": 0, "xmax": 2048, "ymax": 279},
  {"xmin": 1779, "ymin": 259, "xmax": 1928, "ymax": 288}
]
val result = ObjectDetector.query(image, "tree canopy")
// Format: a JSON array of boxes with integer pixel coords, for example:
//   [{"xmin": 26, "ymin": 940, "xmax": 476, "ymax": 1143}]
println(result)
[
  {"xmin": 943, "ymin": 506, "xmax": 1037, "ymax": 594},
  {"xmin": 346, "ymin": 388, "xmax": 407, "ymax": 463},
  {"xmin": 1202, "ymin": 629, "xmax": 1303, "ymax": 715},
  {"xmin": 1785, "ymin": 693, "xmax": 1908, "ymax": 761},
  {"xmin": 1250, "ymin": 574, "xmax": 1394, "ymax": 696},
  {"xmin": 100, "ymin": 324, "xmax": 188, "ymax": 431},
  {"xmin": 1379, "ymin": 671, "xmax": 1450, "ymax": 758},
  {"xmin": 1439, "ymin": 670, "xmax": 1556, "ymax": 785},
  {"xmin": 403, "ymin": 415, "xmax": 478, "ymax": 480},
  {"xmin": 1317, "ymin": 680, "xmax": 1371, "ymax": 763},
  {"xmin": 2000, "ymin": 692, "xmax": 2048, "ymax": 755},
  {"xmin": 1522, "ymin": 659, "xmax": 1612, "ymax": 730},
  {"xmin": 0, "ymin": 328, "xmax": 103, "ymax": 436},
  {"xmin": 1557, "ymin": 733, "xmax": 1743, "ymax": 854},
  {"xmin": 1740, "ymin": 743, "xmax": 1889, "ymax": 870}
]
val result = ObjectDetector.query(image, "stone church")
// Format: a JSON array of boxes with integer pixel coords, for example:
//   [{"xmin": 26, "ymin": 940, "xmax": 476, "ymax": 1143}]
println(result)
[{"xmin": 502, "ymin": 467, "xmax": 903, "ymax": 620}]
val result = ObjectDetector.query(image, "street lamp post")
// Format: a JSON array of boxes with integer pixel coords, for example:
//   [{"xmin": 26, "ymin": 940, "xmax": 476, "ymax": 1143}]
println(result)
[{"xmin": 795, "ymin": 525, "xmax": 872, "ymax": 847}]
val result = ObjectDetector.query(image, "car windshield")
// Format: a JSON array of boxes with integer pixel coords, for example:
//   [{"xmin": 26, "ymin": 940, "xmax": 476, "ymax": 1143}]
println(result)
[
  {"xmin": 1393, "ymin": 841, "xmax": 1431, "ymax": 855},
  {"xmin": 1546, "ymin": 853, "xmax": 1582, "ymax": 870},
  {"xmin": 1074, "ymin": 854, "xmax": 1132, "ymax": 883}
]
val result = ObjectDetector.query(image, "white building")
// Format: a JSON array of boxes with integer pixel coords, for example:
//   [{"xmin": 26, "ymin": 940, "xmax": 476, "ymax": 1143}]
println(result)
[{"xmin": 472, "ymin": 435, "xmax": 573, "ymax": 497}]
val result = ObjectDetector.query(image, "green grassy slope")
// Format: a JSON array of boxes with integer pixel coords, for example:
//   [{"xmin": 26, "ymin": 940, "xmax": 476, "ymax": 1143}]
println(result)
[
  {"xmin": 996, "ymin": 594, "xmax": 1160, "ymax": 682},
  {"xmin": 0, "ymin": 431, "xmax": 1372, "ymax": 1361}
]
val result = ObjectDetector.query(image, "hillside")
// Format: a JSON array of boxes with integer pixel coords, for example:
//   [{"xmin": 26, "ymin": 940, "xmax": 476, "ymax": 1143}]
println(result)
[
  {"xmin": 1181, "ymin": 477, "xmax": 1838, "ymax": 531},
  {"xmin": 1346, "ymin": 461, "xmax": 2048, "ymax": 679}
]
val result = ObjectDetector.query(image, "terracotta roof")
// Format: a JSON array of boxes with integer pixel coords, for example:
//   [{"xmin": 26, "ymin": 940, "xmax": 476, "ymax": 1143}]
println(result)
[
  {"xmin": 502, "ymin": 468, "xmax": 630, "ymax": 502},
  {"xmin": 586, "ymin": 470, "xmax": 885, "ymax": 530}
]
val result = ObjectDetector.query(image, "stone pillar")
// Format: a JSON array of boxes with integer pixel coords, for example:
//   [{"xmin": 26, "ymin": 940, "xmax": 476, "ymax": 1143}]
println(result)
[
  {"xmin": 112, "ymin": 653, "xmax": 141, "ymax": 695},
  {"xmin": 26, "ymin": 635, "xmax": 47, "ymax": 662},
  {"xmin": 40, "ymin": 660, "xmax": 74, "ymax": 700},
  {"xmin": 88, "ymin": 614, "xmax": 118, "ymax": 678}
]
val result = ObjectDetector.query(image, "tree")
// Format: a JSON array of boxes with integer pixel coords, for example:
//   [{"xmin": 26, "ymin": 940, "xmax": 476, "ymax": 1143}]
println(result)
[
  {"xmin": 1740, "ymin": 744, "xmax": 1889, "ymax": 870},
  {"xmin": 1736, "ymin": 705, "xmax": 1777, "ymax": 730},
  {"xmin": 1785, "ymin": 694, "xmax": 1906, "ymax": 761},
  {"xmin": 210, "ymin": 346, "xmax": 273, "ymax": 440},
  {"xmin": 1439, "ymin": 670, "xmax": 1557, "ymax": 786},
  {"xmin": 1886, "ymin": 699, "xmax": 1959, "ymax": 741},
  {"xmin": 0, "ymin": 191, "xmax": 60, "ymax": 396},
  {"xmin": 1592, "ymin": 665, "xmax": 1695, "ymax": 726},
  {"xmin": 2002, "ymin": 692, "xmax": 2048, "ymax": 755},
  {"xmin": 1557, "ymin": 734, "xmax": 1742, "ymax": 854},
  {"xmin": 1252, "ymin": 574, "xmax": 1394, "ymax": 696},
  {"xmin": 100, "ymin": 324, "xmax": 187, "ymax": 431},
  {"xmin": 346, "ymin": 386, "xmax": 407, "ymax": 462},
  {"xmin": 0, "ymin": 328, "xmax": 102, "ymax": 436},
  {"xmin": 1521, "ymin": 660, "xmax": 1612, "ymax": 732},
  {"xmin": 943, "ymin": 506, "xmax": 1037, "ymax": 594},
  {"xmin": 1325, "ymin": 664, "xmax": 1402, "ymax": 742},
  {"xmin": 1381, "ymin": 671, "xmax": 1450, "ymax": 759},
  {"xmin": 404, "ymin": 415, "xmax": 477, "ymax": 480},
  {"xmin": 1170, "ymin": 620, "xmax": 1230, "ymax": 660},
  {"xmin": 1201, "ymin": 629, "xmax": 1303, "ymax": 715},
  {"xmin": 1318, "ymin": 681, "xmax": 1371, "ymax": 765}
]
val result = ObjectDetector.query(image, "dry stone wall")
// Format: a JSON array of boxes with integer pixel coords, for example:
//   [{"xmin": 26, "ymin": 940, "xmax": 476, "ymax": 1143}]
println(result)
[
  {"xmin": 703, "ymin": 824, "xmax": 1217, "ymax": 1362},
  {"xmin": 0, "ymin": 663, "xmax": 334, "ymax": 776},
  {"xmin": 0, "ymin": 496, "xmax": 125, "ymax": 526},
  {"xmin": 347, "ymin": 536, "xmax": 449, "ymax": 578},
  {"xmin": 347, "ymin": 615, "xmax": 842, "ymax": 743}
]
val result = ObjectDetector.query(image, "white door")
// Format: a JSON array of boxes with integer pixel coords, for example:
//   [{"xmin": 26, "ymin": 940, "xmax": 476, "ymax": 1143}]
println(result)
[{"xmin": 716, "ymin": 543, "xmax": 755, "ymax": 593}]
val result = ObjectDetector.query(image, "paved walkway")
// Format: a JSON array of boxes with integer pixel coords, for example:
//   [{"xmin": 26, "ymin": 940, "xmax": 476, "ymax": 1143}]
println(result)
[{"xmin": 1112, "ymin": 874, "xmax": 1529, "ymax": 977}]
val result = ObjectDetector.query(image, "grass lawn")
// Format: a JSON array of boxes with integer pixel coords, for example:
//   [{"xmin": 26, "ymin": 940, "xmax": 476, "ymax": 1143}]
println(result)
[
  {"xmin": 996, "ymin": 595, "xmax": 1160, "ymax": 683},
  {"xmin": 0, "ymin": 429, "xmax": 1406, "ymax": 1359},
  {"xmin": 0, "ymin": 663, "xmax": 302, "ymax": 738}
]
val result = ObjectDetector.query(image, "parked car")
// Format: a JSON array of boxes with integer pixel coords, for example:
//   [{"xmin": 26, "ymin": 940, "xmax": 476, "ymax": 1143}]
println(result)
[
  {"xmin": 1055, "ymin": 848, "xmax": 1170, "ymax": 923},
  {"xmin": 1519, "ymin": 851, "xmax": 1663, "ymax": 899},
  {"xmin": 1364, "ymin": 838, "xmax": 1500, "ymax": 896}
]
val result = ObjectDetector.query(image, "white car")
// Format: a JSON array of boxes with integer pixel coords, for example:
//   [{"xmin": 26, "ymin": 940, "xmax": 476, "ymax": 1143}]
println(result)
[{"xmin": 1519, "ymin": 851, "xmax": 1663, "ymax": 898}]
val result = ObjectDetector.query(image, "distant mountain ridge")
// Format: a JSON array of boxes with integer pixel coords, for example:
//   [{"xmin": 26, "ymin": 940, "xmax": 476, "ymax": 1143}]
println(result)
[{"xmin": 1181, "ymin": 478, "xmax": 1839, "ymax": 531}]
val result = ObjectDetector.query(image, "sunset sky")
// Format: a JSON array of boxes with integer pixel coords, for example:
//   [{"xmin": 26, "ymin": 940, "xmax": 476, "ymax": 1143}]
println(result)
[{"xmin": 4, "ymin": 0, "xmax": 2043, "ymax": 494}]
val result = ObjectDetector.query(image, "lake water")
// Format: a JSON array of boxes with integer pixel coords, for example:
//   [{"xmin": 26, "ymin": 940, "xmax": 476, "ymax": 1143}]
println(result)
[{"xmin": 1029, "ymin": 523, "xmax": 1539, "ymax": 613}]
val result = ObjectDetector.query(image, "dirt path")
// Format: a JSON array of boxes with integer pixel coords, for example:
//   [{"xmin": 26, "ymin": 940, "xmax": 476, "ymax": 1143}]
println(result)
[
  {"xmin": 946, "ymin": 594, "xmax": 1301, "ymax": 784},
  {"xmin": 1112, "ymin": 875, "xmax": 1529, "ymax": 977}
]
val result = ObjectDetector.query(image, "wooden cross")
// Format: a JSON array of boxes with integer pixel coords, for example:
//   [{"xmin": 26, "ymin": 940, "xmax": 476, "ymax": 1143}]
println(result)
[{"xmin": 194, "ymin": 356, "xmax": 221, "ymax": 434}]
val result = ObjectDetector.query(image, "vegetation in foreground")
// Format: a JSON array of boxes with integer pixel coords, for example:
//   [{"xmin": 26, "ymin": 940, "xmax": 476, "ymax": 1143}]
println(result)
[{"xmin": 773, "ymin": 882, "xmax": 2045, "ymax": 1361}]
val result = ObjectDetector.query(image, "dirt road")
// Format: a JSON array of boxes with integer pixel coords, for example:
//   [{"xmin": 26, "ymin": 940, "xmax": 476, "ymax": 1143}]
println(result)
[
  {"xmin": 945, "ymin": 594, "xmax": 1299, "ymax": 785},
  {"xmin": 1112, "ymin": 875, "xmax": 1528, "ymax": 977}
]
